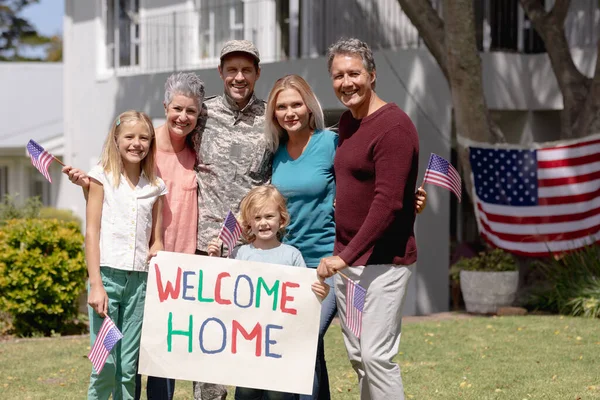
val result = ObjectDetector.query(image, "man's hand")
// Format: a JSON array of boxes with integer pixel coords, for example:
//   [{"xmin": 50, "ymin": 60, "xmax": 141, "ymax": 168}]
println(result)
[{"xmin": 317, "ymin": 256, "xmax": 348, "ymax": 279}]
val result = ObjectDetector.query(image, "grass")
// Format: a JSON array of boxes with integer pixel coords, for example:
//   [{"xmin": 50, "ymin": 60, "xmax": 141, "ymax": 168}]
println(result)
[{"xmin": 1, "ymin": 315, "xmax": 599, "ymax": 399}]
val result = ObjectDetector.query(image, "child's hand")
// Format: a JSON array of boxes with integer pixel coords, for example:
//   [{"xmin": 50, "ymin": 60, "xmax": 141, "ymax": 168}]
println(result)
[
  {"xmin": 88, "ymin": 284, "xmax": 109, "ymax": 317},
  {"xmin": 207, "ymin": 239, "xmax": 222, "ymax": 257},
  {"xmin": 311, "ymin": 277, "xmax": 330, "ymax": 300},
  {"xmin": 147, "ymin": 243, "xmax": 163, "ymax": 264},
  {"xmin": 62, "ymin": 166, "xmax": 90, "ymax": 189},
  {"xmin": 415, "ymin": 187, "xmax": 427, "ymax": 214}
]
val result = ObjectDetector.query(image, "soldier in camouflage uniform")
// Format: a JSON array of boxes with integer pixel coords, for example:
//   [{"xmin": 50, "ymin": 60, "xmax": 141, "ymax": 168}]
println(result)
[{"xmin": 191, "ymin": 40, "xmax": 271, "ymax": 400}]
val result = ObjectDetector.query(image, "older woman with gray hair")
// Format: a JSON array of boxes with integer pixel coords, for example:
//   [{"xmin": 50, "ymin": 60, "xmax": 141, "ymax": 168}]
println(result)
[{"xmin": 137, "ymin": 71, "xmax": 207, "ymax": 400}]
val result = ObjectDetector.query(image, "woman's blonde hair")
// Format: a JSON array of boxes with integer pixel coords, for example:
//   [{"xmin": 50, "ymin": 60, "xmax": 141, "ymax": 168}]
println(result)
[
  {"xmin": 265, "ymin": 74, "xmax": 325, "ymax": 152},
  {"xmin": 100, "ymin": 110, "xmax": 158, "ymax": 186},
  {"xmin": 239, "ymin": 185, "xmax": 290, "ymax": 243}
]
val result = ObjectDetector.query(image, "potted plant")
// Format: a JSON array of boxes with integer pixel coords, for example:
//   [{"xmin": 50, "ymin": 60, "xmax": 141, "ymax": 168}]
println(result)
[{"xmin": 455, "ymin": 249, "xmax": 519, "ymax": 314}]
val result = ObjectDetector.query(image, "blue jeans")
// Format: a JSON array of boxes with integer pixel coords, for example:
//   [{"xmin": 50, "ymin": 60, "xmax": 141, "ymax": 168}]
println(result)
[
  {"xmin": 235, "ymin": 387, "xmax": 297, "ymax": 400},
  {"xmin": 134, "ymin": 374, "xmax": 175, "ymax": 400},
  {"xmin": 300, "ymin": 276, "xmax": 337, "ymax": 400}
]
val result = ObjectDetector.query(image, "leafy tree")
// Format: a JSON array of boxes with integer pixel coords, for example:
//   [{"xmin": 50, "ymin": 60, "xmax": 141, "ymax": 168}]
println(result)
[
  {"xmin": 396, "ymin": 0, "xmax": 600, "ymax": 194},
  {"xmin": 44, "ymin": 34, "xmax": 61, "ymax": 61},
  {"xmin": 0, "ymin": 0, "xmax": 55, "ymax": 61}
]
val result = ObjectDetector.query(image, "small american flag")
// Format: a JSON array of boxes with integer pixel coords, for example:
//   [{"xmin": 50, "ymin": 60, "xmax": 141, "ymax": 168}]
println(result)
[
  {"xmin": 88, "ymin": 316, "xmax": 123, "ymax": 374},
  {"xmin": 26, "ymin": 140, "xmax": 54, "ymax": 182},
  {"xmin": 219, "ymin": 210, "xmax": 242, "ymax": 253},
  {"xmin": 423, "ymin": 153, "xmax": 462, "ymax": 202},
  {"xmin": 346, "ymin": 279, "xmax": 366, "ymax": 338}
]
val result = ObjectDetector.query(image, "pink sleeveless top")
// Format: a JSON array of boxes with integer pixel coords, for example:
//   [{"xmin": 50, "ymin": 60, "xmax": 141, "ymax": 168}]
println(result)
[{"xmin": 156, "ymin": 147, "xmax": 198, "ymax": 254}]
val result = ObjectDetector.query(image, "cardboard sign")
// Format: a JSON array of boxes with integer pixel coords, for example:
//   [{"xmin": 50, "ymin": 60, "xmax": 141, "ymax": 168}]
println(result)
[{"xmin": 138, "ymin": 251, "xmax": 321, "ymax": 395}]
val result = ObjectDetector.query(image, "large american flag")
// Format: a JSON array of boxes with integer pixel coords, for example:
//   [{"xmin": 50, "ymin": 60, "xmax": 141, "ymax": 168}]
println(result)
[
  {"xmin": 219, "ymin": 210, "xmax": 242, "ymax": 254},
  {"xmin": 88, "ymin": 316, "xmax": 123, "ymax": 374},
  {"xmin": 469, "ymin": 135, "xmax": 600, "ymax": 257},
  {"xmin": 345, "ymin": 279, "xmax": 366, "ymax": 338},
  {"xmin": 423, "ymin": 153, "xmax": 462, "ymax": 202},
  {"xmin": 26, "ymin": 140, "xmax": 54, "ymax": 182}
]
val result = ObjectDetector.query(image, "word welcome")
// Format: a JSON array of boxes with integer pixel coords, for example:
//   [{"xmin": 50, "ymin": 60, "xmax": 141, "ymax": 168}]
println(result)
[{"xmin": 154, "ymin": 264, "xmax": 300, "ymax": 314}]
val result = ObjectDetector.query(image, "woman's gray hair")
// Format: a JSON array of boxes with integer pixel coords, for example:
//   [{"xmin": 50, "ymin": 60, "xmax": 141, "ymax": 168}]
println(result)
[
  {"xmin": 327, "ymin": 38, "xmax": 376, "ymax": 89},
  {"xmin": 164, "ymin": 72, "xmax": 206, "ymax": 106}
]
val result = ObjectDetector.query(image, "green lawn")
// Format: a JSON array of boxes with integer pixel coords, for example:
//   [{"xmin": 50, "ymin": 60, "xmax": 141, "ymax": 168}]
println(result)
[{"xmin": 1, "ymin": 315, "xmax": 599, "ymax": 399}]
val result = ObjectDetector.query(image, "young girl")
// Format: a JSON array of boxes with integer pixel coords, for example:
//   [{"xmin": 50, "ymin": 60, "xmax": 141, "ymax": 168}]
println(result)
[
  {"xmin": 85, "ymin": 110, "xmax": 167, "ymax": 400},
  {"xmin": 63, "ymin": 72, "xmax": 207, "ymax": 400},
  {"xmin": 208, "ymin": 184, "xmax": 329, "ymax": 400}
]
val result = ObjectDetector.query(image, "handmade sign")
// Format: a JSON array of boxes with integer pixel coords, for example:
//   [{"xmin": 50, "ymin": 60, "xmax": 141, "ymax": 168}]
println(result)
[{"xmin": 138, "ymin": 251, "xmax": 321, "ymax": 395}]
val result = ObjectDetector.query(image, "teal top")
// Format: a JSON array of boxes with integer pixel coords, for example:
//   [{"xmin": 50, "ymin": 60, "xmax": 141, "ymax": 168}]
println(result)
[{"xmin": 272, "ymin": 129, "xmax": 338, "ymax": 268}]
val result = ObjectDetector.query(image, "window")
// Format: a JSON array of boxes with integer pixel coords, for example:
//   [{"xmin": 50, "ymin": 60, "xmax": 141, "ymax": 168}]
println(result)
[
  {"xmin": 0, "ymin": 166, "xmax": 8, "ymax": 200},
  {"xmin": 31, "ymin": 173, "xmax": 51, "ymax": 206},
  {"xmin": 102, "ymin": 0, "xmax": 140, "ymax": 70},
  {"xmin": 199, "ymin": 0, "xmax": 244, "ymax": 59}
]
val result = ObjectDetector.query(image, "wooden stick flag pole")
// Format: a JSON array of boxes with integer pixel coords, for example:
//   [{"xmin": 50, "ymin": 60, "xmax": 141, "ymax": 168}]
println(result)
[{"xmin": 337, "ymin": 270, "xmax": 353, "ymax": 283}]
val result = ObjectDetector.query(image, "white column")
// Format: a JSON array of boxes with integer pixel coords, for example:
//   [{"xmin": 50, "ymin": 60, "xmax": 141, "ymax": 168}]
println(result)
[
  {"xmin": 288, "ymin": 0, "xmax": 299, "ymax": 60},
  {"xmin": 243, "ymin": 0, "xmax": 276, "ymax": 63}
]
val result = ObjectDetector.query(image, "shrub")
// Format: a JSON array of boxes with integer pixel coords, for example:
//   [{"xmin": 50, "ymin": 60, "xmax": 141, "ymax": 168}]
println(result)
[
  {"xmin": 0, "ymin": 195, "xmax": 42, "ymax": 223},
  {"xmin": 39, "ymin": 207, "xmax": 82, "ymax": 225},
  {"xmin": 450, "ymin": 248, "xmax": 518, "ymax": 283},
  {"xmin": 0, "ymin": 218, "xmax": 86, "ymax": 336},
  {"xmin": 525, "ymin": 244, "xmax": 600, "ymax": 318}
]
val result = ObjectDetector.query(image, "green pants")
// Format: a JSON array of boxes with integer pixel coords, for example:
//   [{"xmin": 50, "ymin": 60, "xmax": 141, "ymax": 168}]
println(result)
[{"xmin": 87, "ymin": 267, "xmax": 147, "ymax": 400}]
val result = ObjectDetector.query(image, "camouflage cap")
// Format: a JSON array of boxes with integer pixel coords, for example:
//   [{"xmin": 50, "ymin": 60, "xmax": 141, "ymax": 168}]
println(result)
[{"xmin": 220, "ymin": 39, "xmax": 260, "ymax": 63}]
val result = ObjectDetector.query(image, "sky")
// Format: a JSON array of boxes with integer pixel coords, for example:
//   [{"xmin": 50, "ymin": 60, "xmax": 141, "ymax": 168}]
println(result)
[
  {"xmin": 18, "ymin": 0, "xmax": 64, "ymax": 58},
  {"xmin": 21, "ymin": 0, "xmax": 65, "ymax": 37}
]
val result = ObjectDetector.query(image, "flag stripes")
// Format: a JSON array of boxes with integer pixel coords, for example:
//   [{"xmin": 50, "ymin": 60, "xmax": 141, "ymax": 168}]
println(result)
[
  {"xmin": 26, "ymin": 140, "xmax": 54, "ymax": 182},
  {"xmin": 470, "ymin": 135, "xmax": 600, "ymax": 256},
  {"xmin": 88, "ymin": 316, "xmax": 123, "ymax": 374},
  {"xmin": 219, "ymin": 210, "xmax": 242, "ymax": 253},
  {"xmin": 423, "ymin": 153, "xmax": 462, "ymax": 202},
  {"xmin": 345, "ymin": 279, "xmax": 366, "ymax": 338}
]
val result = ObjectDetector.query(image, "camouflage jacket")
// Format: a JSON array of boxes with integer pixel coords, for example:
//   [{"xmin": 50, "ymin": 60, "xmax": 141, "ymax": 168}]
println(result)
[{"xmin": 193, "ymin": 92, "xmax": 272, "ymax": 251}]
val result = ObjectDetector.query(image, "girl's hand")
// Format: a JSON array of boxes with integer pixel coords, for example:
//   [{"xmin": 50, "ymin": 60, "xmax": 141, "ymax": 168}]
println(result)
[
  {"xmin": 415, "ymin": 187, "xmax": 427, "ymax": 214},
  {"xmin": 62, "ymin": 166, "xmax": 90, "ymax": 189},
  {"xmin": 311, "ymin": 278, "xmax": 330, "ymax": 300},
  {"xmin": 147, "ymin": 242, "xmax": 163, "ymax": 264},
  {"xmin": 207, "ymin": 239, "xmax": 222, "ymax": 257},
  {"xmin": 88, "ymin": 283, "xmax": 109, "ymax": 317}
]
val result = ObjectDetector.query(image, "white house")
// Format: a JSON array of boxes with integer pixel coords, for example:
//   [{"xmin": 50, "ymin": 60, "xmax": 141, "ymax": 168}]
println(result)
[
  {"xmin": 0, "ymin": 62, "xmax": 64, "ymax": 207},
  {"xmin": 60, "ymin": 0, "xmax": 599, "ymax": 315}
]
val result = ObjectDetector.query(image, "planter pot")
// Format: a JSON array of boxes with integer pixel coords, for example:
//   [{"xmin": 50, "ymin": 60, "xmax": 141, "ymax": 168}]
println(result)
[{"xmin": 460, "ymin": 270, "xmax": 519, "ymax": 314}]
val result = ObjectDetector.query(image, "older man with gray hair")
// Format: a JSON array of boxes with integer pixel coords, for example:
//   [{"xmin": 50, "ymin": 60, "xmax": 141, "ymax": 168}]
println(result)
[{"xmin": 318, "ymin": 38, "xmax": 419, "ymax": 400}]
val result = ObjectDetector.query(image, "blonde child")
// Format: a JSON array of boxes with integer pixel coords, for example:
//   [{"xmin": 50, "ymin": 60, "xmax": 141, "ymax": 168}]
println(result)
[
  {"xmin": 85, "ymin": 110, "xmax": 167, "ymax": 400},
  {"xmin": 208, "ymin": 184, "xmax": 328, "ymax": 400}
]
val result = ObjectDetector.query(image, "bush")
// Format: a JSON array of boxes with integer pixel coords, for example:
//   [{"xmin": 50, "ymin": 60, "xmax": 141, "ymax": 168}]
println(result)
[
  {"xmin": 525, "ymin": 244, "xmax": 600, "ymax": 318},
  {"xmin": 450, "ymin": 248, "xmax": 518, "ymax": 283},
  {"xmin": 0, "ymin": 218, "xmax": 86, "ymax": 336},
  {"xmin": 39, "ymin": 207, "xmax": 82, "ymax": 225},
  {"xmin": 0, "ymin": 195, "xmax": 42, "ymax": 223}
]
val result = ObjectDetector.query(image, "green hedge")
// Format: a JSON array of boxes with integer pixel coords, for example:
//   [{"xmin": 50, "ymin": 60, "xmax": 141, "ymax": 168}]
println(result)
[
  {"xmin": 0, "ymin": 218, "xmax": 86, "ymax": 336},
  {"xmin": 526, "ymin": 244, "xmax": 600, "ymax": 318}
]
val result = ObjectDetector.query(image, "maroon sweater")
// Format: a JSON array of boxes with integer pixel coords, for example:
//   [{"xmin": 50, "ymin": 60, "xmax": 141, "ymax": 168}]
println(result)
[{"xmin": 334, "ymin": 103, "xmax": 419, "ymax": 266}]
